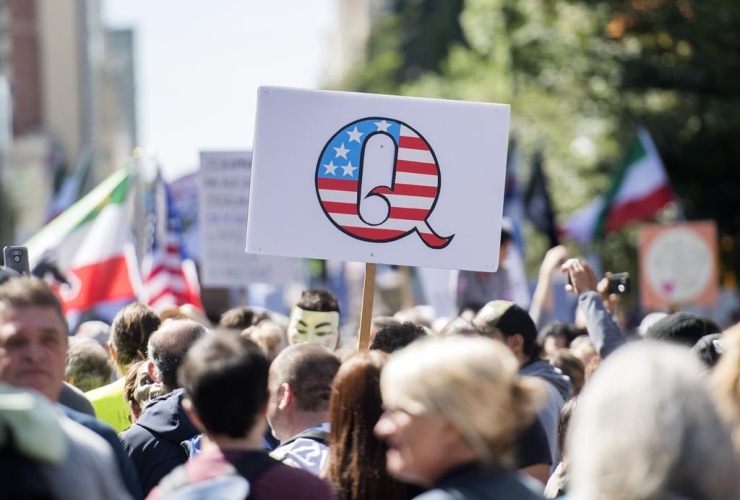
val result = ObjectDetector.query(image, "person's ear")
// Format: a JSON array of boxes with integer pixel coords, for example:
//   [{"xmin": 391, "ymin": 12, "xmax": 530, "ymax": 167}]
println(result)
[
  {"xmin": 108, "ymin": 344, "xmax": 117, "ymax": 363},
  {"xmin": 183, "ymin": 398, "xmax": 206, "ymax": 433},
  {"xmin": 439, "ymin": 420, "xmax": 464, "ymax": 452},
  {"xmin": 127, "ymin": 400, "xmax": 141, "ymax": 422},
  {"xmin": 147, "ymin": 361, "xmax": 162, "ymax": 384},
  {"xmin": 278, "ymin": 383, "xmax": 292, "ymax": 410}
]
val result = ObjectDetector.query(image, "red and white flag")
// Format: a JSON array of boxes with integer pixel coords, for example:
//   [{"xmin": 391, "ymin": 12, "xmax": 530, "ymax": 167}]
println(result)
[{"xmin": 141, "ymin": 172, "xmax": 202, "ymax": 312}]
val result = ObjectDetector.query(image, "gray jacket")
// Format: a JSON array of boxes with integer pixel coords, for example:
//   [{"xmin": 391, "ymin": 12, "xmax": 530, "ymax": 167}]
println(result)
[{"xmin": 577, "ymin": 291, "xmax": 627, "ymax": 359}]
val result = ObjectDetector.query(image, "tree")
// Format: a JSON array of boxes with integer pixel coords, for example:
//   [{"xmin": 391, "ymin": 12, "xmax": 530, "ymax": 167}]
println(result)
[{"xmin": 339, "ymin": 0, "xmax": 740, "ymax": 289}]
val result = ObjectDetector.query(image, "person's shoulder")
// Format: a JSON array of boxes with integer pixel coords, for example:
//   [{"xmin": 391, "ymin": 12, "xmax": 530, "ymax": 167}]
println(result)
[
  {"xmin": 118, "ymin": 417, "xmax": 153, "ymax": 451},
  {"xmin": 59, "ymin": 381, "xmax": 96, "ymax": 416},
  {"xmin": 271, "ymin": 437, "xmax": 328, "ymax": 474},
  {"xmin": 86, "ymin": 378, "xmax": 124, "ymax": 400},
  {"xmin": 427, "ymin": 471, "xmax": 543, "ymax": 500},
  {"xmin": 60, "ymin": 405, "xmax": 130, "ymax": 462},
  {"xmin": 59, "ymin": 415, "xmax": 116, "ymax": 461},
  {"xmin": 253, "ymin": 461, "xmax": 336, "ymax": 499},
  {"xmin": 413, "ymin": 489, "xmax": 457, "ymax": 500},
  {"xmin": 259, "ymin": 460, "xmax": 325, "ymax": 482},
  {"xmin": 61, "ymin": 404, "xmax": 116, "ymax": 434},
  {"xmin": 273, "ymin": 436, "xmax": 326, "ymax": 458}
]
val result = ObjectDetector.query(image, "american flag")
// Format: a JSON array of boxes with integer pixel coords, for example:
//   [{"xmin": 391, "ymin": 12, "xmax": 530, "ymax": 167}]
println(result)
[
  {"xmin": 141, "ymin": 171, "xmax": 203, "ymax": 312},
  {"xmin": 316, "ymin": 118, "xmax": 453, "ymax": 249}
]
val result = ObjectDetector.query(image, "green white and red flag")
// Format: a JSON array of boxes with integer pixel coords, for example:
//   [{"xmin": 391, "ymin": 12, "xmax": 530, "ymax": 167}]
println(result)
[
  {"xmin": 562, "ymin": 128, "xmax": 675, "ymax": 243},
  {"xmin": 25, "ymin": 167, "xmax": 140, "ymax": 329}
]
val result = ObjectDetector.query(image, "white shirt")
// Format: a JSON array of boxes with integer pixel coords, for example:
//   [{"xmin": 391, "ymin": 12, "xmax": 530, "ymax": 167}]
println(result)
[{"xmin": 269, "ymin": 423, "xmax": 330, "ymax": 476}]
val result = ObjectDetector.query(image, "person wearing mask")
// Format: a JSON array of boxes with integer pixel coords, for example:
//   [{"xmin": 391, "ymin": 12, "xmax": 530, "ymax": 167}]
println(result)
[
  {"xmin": 375, "ymin": 336, "xmax": 546, "ymax": 500},
  {"xmin": 287, "ymin": 289, "xmax": 341, "ymax": 350}
]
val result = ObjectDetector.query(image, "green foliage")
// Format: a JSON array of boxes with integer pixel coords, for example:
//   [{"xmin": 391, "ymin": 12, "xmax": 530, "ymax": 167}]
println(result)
[
  {"xmin": 339, "ymin": 0, "xmax": 466, "ymax": 92},
  {"xmin": 338, "ymin": 0, "xmax": 740, "ymax": 283}
]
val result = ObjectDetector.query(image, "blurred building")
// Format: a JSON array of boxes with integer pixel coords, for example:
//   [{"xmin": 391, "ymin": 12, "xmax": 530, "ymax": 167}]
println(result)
[
  {"xmin": 326, "ymin": 0, "xmax": 390, "ymax": 84},
  {"xmin": 101, "ymin": 27, "xmax": 137, "ymax": 173},
  {"xmin": 0, "ymin": 0, "xmax": 136, "ymax": 242}
]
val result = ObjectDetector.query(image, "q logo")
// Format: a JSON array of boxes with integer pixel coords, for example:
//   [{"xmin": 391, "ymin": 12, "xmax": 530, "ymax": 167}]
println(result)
[{"xmin": 315, "ymin": 118, "xmax": 453, "ymax": 249}]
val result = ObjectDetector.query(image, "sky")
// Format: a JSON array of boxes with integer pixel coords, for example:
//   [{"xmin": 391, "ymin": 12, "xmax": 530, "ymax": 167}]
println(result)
[{"xmin": 104, "ymin": 0, "xmax": 336, "ymax": 180}]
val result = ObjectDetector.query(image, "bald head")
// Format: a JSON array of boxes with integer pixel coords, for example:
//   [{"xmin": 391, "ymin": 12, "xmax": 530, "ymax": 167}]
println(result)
[
  {"xmin": 270, "ymin": 343, "xmax": 340, "ymax": 413},
  {"xmin": 148, "ymin": 319, "xmax": 208, "ymax": 392}
]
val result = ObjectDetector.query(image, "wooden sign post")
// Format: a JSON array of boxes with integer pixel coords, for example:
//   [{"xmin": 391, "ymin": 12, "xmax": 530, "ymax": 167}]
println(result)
[{"xmin": 358, "ymin": 263, "xmax": 377, "ymax": 350}]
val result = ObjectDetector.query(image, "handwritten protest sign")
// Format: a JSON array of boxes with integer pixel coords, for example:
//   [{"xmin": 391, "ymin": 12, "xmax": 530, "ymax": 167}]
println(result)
[
  {"xmin": 246, "ymin": 87, "xmax": 511, "ymax": 272},
  {"xmin": 199, "ymin": 151, "xmax": 303, "ymax": 287},
  {"xmin": 639, "ymin": 221, "xmax": 718, "ymax": 309}
]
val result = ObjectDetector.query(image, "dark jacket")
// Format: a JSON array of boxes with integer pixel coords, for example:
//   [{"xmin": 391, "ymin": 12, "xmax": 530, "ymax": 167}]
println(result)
[
  {"xmin": 61, "ymin": 404, "xmax": 142, "ymax": 500},
  {"xmin": 414, "ymin": 463, "xmax": 543, "ymax": 500},
  {"xmin": 519, "ymin": 359, "xmax": 571, "ymax": 466},
  {"xmin": 119, "ymin": 389, "xmax": 198, "ymax": 497}
]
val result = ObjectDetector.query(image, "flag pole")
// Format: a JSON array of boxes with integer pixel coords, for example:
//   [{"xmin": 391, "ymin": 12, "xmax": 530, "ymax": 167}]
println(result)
[{"xmin": 358, "ymin": 262, "xmax": 377, "ymax": 351}]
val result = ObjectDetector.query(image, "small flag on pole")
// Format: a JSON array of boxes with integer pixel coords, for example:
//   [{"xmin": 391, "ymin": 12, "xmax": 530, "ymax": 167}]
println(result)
[
  {"xmin": 562, "ymin": 128, "xmax": 674, "ymax": 243},
  {"xmin": 525, "ymin": 150, "xmax": 559, "ymax": 248},
  {"xmin": 141, "ymin": 171, "xmax": 203, "ymax": 312}
]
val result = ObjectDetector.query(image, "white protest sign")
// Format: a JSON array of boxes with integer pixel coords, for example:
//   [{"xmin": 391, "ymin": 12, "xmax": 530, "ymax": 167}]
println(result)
[
  {"xmin": 246, "ymin": 87, "xmax": 510, "ymax": 272},
  {"xmin": 199, "ymin": 151, "xmax": 304, "ymax": 287}
]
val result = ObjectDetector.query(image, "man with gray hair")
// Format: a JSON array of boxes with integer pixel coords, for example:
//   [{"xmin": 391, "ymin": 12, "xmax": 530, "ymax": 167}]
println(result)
[{"xmin": 119, "ymin": 319, "xmax": 208, "ymax": 496}]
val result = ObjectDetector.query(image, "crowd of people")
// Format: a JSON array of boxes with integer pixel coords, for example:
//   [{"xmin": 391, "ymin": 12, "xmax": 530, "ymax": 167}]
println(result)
[{"xmin": 2, "ymin": 245, "xmax": 740, "ymax": 500}]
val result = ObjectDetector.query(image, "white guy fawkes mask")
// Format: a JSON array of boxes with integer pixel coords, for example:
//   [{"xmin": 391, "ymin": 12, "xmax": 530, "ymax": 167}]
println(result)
[{"xmin": 287, "ymin": 307, "xmax": 340, "ymax": 350}]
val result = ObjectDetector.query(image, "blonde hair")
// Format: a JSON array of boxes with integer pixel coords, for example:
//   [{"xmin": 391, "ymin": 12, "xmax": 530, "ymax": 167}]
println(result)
[
  {"xmin": 711, "ymin": 324, "xmax": 740, "ymax": 451},
  {"xmin": 242, "ymin": 321, "xmax": 286, "ymax": 364},
  {"xmin": 380, "ymin": 336, "xmax": 546, "ymax": 466},
  {"xmin": 569, "ymin": 342, "xmax": 740, "ymax": 500}
]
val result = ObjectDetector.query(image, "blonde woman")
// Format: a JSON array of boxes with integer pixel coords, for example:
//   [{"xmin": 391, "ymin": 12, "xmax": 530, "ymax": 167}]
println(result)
[
  {"xmin": 375, "ymin": 336, "xmax": 546, "ymax": 500},
  {"xmin": 568, "ymin": 342, "xmax": 740, "ymax": 500}
]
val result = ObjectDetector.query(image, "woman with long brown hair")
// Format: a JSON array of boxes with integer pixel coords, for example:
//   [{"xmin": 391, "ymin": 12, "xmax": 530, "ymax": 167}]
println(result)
[{"xmin": 325, "ymin": 351, "xmax": 416, "ymax": 500}]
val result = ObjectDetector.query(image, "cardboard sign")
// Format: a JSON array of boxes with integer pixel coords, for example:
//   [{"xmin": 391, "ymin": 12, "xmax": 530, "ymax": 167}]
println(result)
[
  {"xmin": 199, "ymin": 151, "xmax": 304, "ymax": 287},
  {"xmin": 246, "ymin": 87, "xmax": 510, "ymax": 272},
  {"xmin": 639, "ymin": 221, "xmax": 718, "ymax": 309}
]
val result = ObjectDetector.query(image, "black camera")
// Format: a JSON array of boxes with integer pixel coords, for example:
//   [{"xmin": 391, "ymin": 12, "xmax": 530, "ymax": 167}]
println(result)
[
  {"xmin": 1, "ymin": 246, "xmax": 30, "ymax": 276},
  {"xmin": 607, "ymin": 272, "xmax": 630, "ymax": 295}
]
